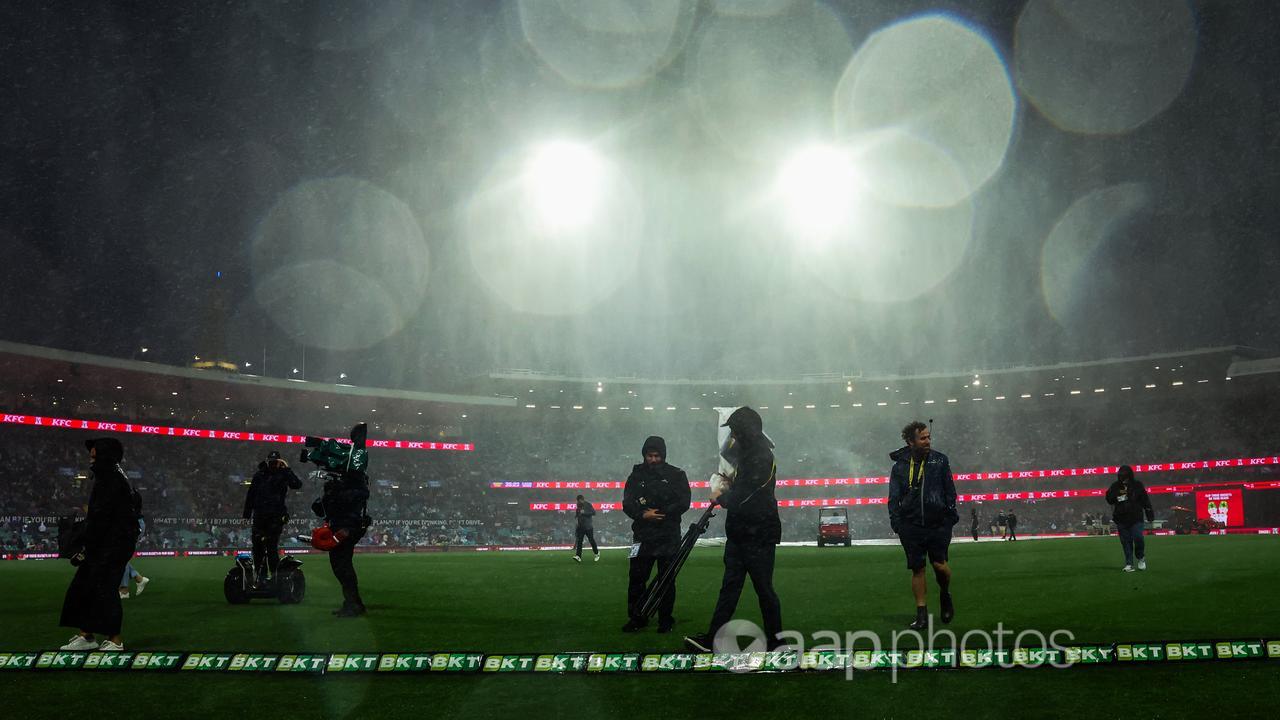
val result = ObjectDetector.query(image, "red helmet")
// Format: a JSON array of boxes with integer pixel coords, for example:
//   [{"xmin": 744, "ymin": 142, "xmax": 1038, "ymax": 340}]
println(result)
[{"xmin": 310, "ymin": 525, "xmax": 338, "ymax": 551}]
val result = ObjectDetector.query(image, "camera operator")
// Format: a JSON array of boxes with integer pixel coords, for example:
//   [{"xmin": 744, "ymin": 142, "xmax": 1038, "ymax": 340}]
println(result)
[
  {"xmin": 312, "ymin": 466, "xmax": 371, "ymax": 617},
  {"xmin": 58, "ymin": 438, "xmax": 139, "ymax": 652},
  {"xmin": 684, "ymin": 407, "xmax": 784, "ymax": 653},
  {"xmin": 622, "ymin": 436, "xmax": 690, "ymax": 633},
  {"xmin": 242, "ymin": 450, "xmax": 301, "ymax": 587},
  {"xmin": 1106, "ymin": 465, "xmax": 1153, "ymax": 572}
]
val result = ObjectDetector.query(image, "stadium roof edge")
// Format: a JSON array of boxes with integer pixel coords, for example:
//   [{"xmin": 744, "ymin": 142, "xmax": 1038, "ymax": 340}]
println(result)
[
  {"xmin": 489, "ymin": 346, "xmax": 1250, "ymax": 387},
  {"xmin": 0, "ymin": 340, "xmax": 516, "ymax": 408}
]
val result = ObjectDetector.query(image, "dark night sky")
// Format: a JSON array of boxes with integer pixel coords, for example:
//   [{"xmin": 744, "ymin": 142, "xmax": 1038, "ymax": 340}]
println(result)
[{"xmin": 1, "ymin": 0, "xmax": 1278, "ymax": 390}]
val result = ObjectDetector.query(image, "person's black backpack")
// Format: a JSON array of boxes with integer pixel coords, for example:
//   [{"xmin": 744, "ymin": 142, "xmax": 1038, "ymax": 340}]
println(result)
[{"xmin": 57, "ymin": 517, "xmax": 86, "ymax": 564}]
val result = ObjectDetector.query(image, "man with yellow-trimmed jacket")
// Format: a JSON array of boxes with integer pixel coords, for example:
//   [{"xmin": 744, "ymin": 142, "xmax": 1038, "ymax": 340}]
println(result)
[{"xmin": 888, "ymin": 420, "xmax": 958, "ymax": 630}]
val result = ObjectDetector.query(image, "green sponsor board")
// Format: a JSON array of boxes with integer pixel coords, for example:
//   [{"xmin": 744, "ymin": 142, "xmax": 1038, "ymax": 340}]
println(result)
[
  {"xmin": 275, "ymin": 655, "xmax": 328, "ymax": 673},
  {"xmin": 182, "ymin": 654, "xmax": 234, "ymax": 671},
  {"xmin": 0, "ymin": 653, "xmax": 40, "ymax": 670},
  {"xmin": 587, "ymin": 654, "xmax": 641, "ymax": 672},
  {"xmin": 36, "ymin": 652, "xmax": 88, "ymax": 670},
  {"xmin": 762, "ymin": 651, "xmax": 800, "ymax": 672},
  {"xmin": 429, "ymin": 653, "xmax": 484, "ymax": 672},
  {"xmin": 1164, "ymin": 642, "xmax": 1215, "ymax": 661},
  {"xmin": 533, "ymin": 654, "xmax": 591, "ymax": 672},
  {"xmin": 799, "ymin": 651, "xmax": 850, "ymax": 671},
  {"xmin": 1116, "ymin": 644, "xmax": 1166, "ymax": 662},
  {"xmin": 902, "ymin": 649, "xmax": 958, "ymax": 669},
  {"xmin": 327, "ymin": 654, "xmax": 381, "ymax": 673},
  {"xmin": 130, "ymin": 653, "xmax": 183, "ymax": 671},
  {"xmin": 1214, "ymin": 641, "xmax": 1265, "ymax": 660},
  {"xmin": 483, "ymin": 656, "xmax": 539, "ymax": 673},
  {"xmin": 377, "ymin": 654, "xmax": 436, "ymax": 672},
  {"xmin": 5, "ymin": 639, "xmax": 1280, "ymax": 674},
  {"xmin": 1012, "ymin": 648, "xmax": 1064, "ymax": 667},
  {"xmin": 82, "ymin": 652, "xmax": 136, "ymax": 670},
  {"xmin": 1062, "ymin": 646, "xmax": 1114, "ymax": 665},
  {"xmin": 641, "ymin": 654, "xmax": 697, "ymax": 672},
  {"xmin": 228, "ymin": 654, "xmax": 280, "ymax": 672}
]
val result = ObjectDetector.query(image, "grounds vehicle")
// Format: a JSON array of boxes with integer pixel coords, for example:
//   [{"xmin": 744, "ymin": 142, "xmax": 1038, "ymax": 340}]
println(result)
[
  {"xmin": 224, "ymin": 551, "xmax": 306, "ymax": 604},
  {"xmin": 817, "ymin": 508, "xmax": 851, "ymax": 547},
  {"xmin": 1170, "ymin": 506, "xmax": 1221, "ymax": 535}
]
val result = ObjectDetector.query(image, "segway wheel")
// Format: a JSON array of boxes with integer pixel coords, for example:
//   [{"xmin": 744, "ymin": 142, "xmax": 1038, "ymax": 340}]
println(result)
[
  {"xmin": 224, "ymin": 572, "xmax": 249, "ymax": 604},
  {"xmin": 277, "ymin": 569, "xmax": 305, "ymax": 604}
]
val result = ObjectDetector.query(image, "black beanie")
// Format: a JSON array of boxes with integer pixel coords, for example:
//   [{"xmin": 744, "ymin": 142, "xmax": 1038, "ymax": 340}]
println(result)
[{"xmin": 642, "ymin": 436, "xmax": 666, "ymax": 459}]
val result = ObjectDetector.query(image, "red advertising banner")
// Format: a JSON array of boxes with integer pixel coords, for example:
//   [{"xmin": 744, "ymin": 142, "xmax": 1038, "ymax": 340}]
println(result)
[
  {"xmin": 491, "ymin": 455, "xmax": 1280, "ymax": 490},
  {"xmin": 528, "ymin": 481, "xmax": 1280, "ymax": 511},
  {"xmin": 0, "ymin": 411, "xmax": 473, "ymax": 452}
]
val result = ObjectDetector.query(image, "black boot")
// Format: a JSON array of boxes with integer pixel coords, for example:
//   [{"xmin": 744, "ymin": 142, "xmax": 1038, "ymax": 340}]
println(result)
[
  {"xmin": 908, "ymin": 606, "xmax": 928, "ymax": 630},
  {"xmin": 940, "ymin": 592, "xmax": 955, "ymax": 624},
  {"xmin": 333, "ymin": 603, "xmax": 367, "ymax": 617}
]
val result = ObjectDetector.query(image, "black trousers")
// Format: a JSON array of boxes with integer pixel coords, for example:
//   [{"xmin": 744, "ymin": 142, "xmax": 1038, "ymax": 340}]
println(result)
[
  {"xmin": 971, "ymin": 524, "xmax": 979, "ymax": 541},
  {"xmin": 251, "ymin": 515, "xmax": 286, "ymax": 578},
  {"xmin": 1008, "ymin": 525, "xmax": 1017, "ymax": 540},
  {"xmin": 574, "ymin": 527, "xmax": 598, "ymax": 557},
  {"xmin": 709, "ymin": 539, "xmax": 782, "ymax": 642},
  {"xmin": 329, "ymin": 527, "xmax": 366, "ymax": 608},
  {"xmin": 628, "ymin": 554, "xmax": 676, "ymax": 621},
  {"xmin": 60, "ymin": 544, "xmax": 135, "ymax": 636}
]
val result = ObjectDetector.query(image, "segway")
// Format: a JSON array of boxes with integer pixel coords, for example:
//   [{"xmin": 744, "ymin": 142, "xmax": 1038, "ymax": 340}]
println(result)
[{"xmin": 224, "ymin": 551, "xmax": 306, "ymax": 604}]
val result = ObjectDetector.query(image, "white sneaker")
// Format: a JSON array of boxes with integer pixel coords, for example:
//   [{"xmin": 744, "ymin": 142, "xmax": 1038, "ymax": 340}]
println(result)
[
  {"xmin": 1122, "ymin": 565, "xmax": 1135, "ymax": 572},
  {"xmin": 134, "ymin": 576, "xmax": 149, "ymax": 595},
  {"xmin": 99, "ymin": 640, "xmax": 124, "ymax": 652},
  {"xmin": 593, "ymin": 553, "xmax": 600, "ymax": 562},
  {"xmin": 119, "ymin": 588, "xmax": 130, "ymax": 599},
  {"xmin": 572, "ymin": 555, "xmax": 581, "ymax": 563},
  {"xmin": 61, "ymin": 635, "xmax": 99, "ymax": 651},
  {"xmin": 1137, "ymin": 559, "xmax": 1147, "ymax": 571}
]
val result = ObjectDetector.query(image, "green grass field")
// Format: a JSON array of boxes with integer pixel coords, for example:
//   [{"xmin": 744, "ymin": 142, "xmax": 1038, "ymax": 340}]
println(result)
[{"xmin": 3, "ymin": 535, "xmax": 1279, "ymax": 719}]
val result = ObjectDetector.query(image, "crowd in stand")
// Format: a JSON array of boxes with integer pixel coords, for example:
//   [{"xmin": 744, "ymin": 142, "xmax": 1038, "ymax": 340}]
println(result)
[{"xmin": 3, "ymin": 391, "xmax": 1279, "ymax": 552}]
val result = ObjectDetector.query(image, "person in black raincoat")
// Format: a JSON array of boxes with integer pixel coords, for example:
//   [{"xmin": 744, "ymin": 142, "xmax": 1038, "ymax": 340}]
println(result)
[
  {"xmin": 243, "ymin": 449, "xmax": 302, "ymax": 585},
  {"xmin": 684, "ymin": 407, "xmax": 784, "ymax": 653},
  {"xmin": 58, "ymin": 437, "xmax": 139, "ymax": 651},
  {"xmin": 621, "ymin": 436, "xmax": 690, "ymax": 633},
  {"xmin": 572, "ymin": 494, "xmax": 599, "ymax": 562}
]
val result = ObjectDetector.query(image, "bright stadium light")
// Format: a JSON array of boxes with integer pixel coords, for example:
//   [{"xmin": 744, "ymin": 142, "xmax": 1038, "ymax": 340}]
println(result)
[
  {"xmin": 524, "ymin": 141, "xmax": 605, "ymax": 232},
  {"xmin": 775, "ymin": 144, "xmax": 863, "ymax": 243}
]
